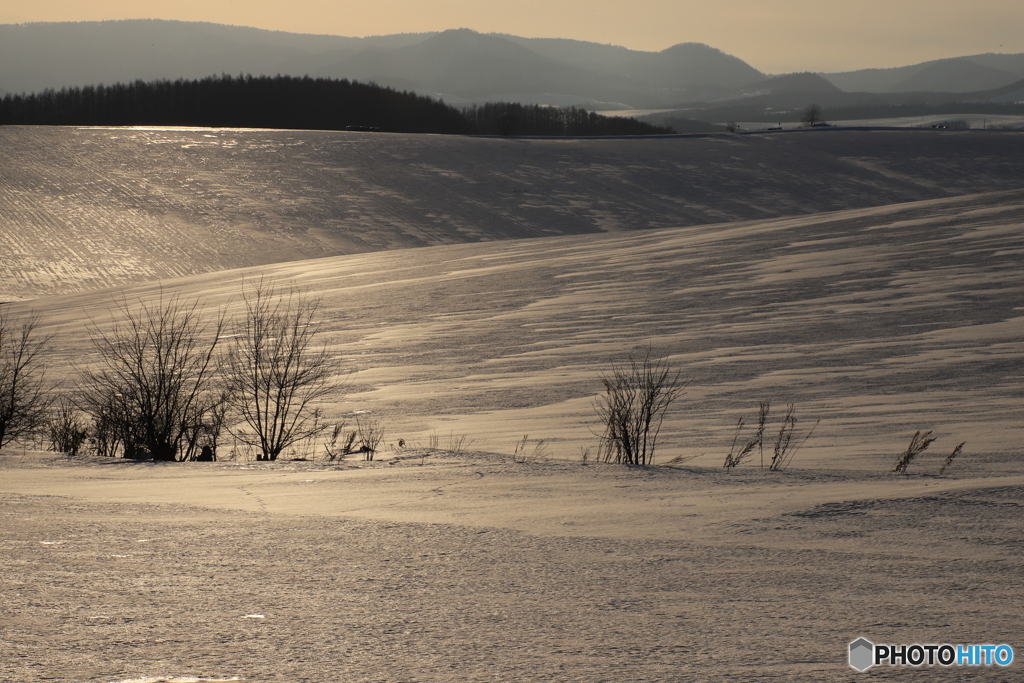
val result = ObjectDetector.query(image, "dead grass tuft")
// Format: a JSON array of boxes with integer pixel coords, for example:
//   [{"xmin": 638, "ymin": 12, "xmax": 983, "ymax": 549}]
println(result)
[{"xmin": 892, "ymin": 430, "xmax": 937, "ymax": 474}]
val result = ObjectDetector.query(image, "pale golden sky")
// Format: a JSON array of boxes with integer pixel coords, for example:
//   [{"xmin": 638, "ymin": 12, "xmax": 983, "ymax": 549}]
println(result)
[{"xmin": 4, "ymin": 0, "xmax": 1023, "ymax": 73}]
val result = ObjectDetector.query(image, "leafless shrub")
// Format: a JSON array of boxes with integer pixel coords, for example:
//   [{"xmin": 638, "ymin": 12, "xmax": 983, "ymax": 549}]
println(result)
[
  {"xmin": 892, "ymin": 430, "xmax": 937, "ymax": 474},
  {"xmin": 289, "ymin": 432, "xmax": 321, "ymax": 462},
  {"xmin": 593, "ymin": 349, "xmax": 687, "ymax": 466},
  {"xmin": 0, "ymin": 309, "xmax": 53, "ymax": 450},
  {"xmin": 182, "ymin": 388, "xmax": 233, "ymax": 461},
  {"xmin": 227, "ymin": 281, "xmax": 337, "ymax": 461},
  {"xmin": 86, "ymin": 395, "xmax": 126, "ymax": 458},
  {"xmin": 46, "ymin": 396, "xmax": 89, "ymax": 456},
  {"xmin": 81, "ymin": 293, "xmax": 224, "ymax": 461},
  {"xmin": 938, "ymin": 441, "xmax": 966, "ymax": 475},
  {"xmin": 356, "ymin": 416, "xmax": 384, "ymax": 460}
]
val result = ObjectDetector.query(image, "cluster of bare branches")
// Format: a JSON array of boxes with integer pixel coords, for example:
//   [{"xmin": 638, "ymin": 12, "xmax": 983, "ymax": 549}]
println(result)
[
  {"xmin": 80, "ymin": 294, "xmax": 225, "ymax": 461},
  {"xmin": 0, "ymin": 309, "xmax": 53, "ymax": 450},
  {"xmin": 45, "ymin": 396, "xmax": 89, "ymax": 456},
  {"xmin": 0, "ymin": 282, "xmax": 343, "ymax": 463},
  {"xmin": 593, "ymin": 349, "xmax": 687, "ymax": 466},
  {"xmin": 355, "ymin": 416, "xmax": 385, "ymax": 460},
  {"xmin": 227, "ymin": 282, "xmax": 337, "ymax": 461}
]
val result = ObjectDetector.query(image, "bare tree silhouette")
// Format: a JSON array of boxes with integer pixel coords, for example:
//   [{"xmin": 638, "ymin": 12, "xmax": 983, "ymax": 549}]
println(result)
[{"xmin": 227, "ymin": 282, "xmax": 338, "ymax": 461}]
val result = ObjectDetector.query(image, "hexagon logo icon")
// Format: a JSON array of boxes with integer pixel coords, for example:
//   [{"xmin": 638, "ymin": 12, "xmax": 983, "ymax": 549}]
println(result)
[{"xmin": 849, "ymin": 637, "xmax": 874, "ymax": 672}]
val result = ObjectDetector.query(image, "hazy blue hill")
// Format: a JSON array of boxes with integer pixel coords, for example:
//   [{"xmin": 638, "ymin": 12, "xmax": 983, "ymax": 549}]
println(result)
[
  {"xmin": 500, "ymin": 35, "xmax": 645, "ymax": 70},
  {"xmin": 966, "ymin": 53, "xmax": 1024, "ymax": 75},
  {"xmin": 641, "ymin": 43, "xmax": 765, "ymax": 88},
  {"xmin": 499, "ymin": 36, "xmax": 765, "ymax": 91},
  {"xmin": 982, "ymin": 78, "xmax": 1024, "ymax": 103},
  {"xmin": 735, "ymin": 72, "xmax": 842, "ymax": 97},
  {"xmin": 823, "ymin": 53, "xmax": 1024, "ymax": 93},
  {"xmin": 892, "ymin": 58, "xmax": 1017, "ymax": 92},
  {"xmin": 317, "ymin": 29, "xmax": 587, "ymax": 96}
]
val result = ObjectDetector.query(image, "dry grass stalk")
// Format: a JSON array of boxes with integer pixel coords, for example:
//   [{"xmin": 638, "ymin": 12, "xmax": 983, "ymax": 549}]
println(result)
[
  {"xmin": 723, "ymin": 417, "xmax": 757, "ymax": 471},
  {"xmin": 938, "ymin": 441, "xmax": 967, "ymax": 475},
  {"xmin": 768, "ymin": 404, "xmax": 819, "ymax": 471},
  {"xmin": 323, "ymin": 421, "xmax": 356, "ymax": 461},
  {"xmin": 892, "ymin": 430, "xmax": 937, "ymax": 474},
  {"xmin": 446, "ymin": 432, "xmax": 473, "ymax": 457},
  {"xmin": 512, "ymin": 434, "xmax": 548, "ymax": 463},
  {"xmin": 755, "ymin": 401, "xmax": 769, "ymax": 469}
]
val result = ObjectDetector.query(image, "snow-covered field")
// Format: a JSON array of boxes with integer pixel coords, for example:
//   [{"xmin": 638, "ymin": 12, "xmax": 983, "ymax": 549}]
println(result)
[
  {"xmin": 3, "ymin": 126, "xmax": 1024, "ymax": 300},
  {"xmin": 2, "ymin": 126, "xmax": 1023, "ymax": 682}
]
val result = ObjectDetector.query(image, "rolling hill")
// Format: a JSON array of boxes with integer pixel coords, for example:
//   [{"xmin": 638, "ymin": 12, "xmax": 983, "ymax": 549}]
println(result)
[
  {"xmin": 7, "ymin": 185, "xmax": 1023, "ymax": 468},
  {"xmin": 822, "ymin": 54, "xmax": 1024, "ymax": 93},
  {"xmin": 4, "ymin": 126, "xmax": 1024, "ymax": 301},
  {"xmin": 0, "ymin": 20, "xmax": 766, "ymax": 109},
  {"xmin": 1, "ymin": 123, "xmax": 1022, "ymax": 464},
  {"xmin": 4, "ymin": 20, "xmax": 1023, "ymax": 113}
]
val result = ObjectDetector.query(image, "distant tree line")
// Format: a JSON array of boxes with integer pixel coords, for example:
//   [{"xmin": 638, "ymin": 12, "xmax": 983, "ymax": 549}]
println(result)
[
  {"xmin": 0, "ymin": 74, "xmax": 672, "ymax": 136},
  {"xmin": 463, "ymin": 102, "xmax": 672, "ymax": 136},
  {"xmin": 0, "ymin": 74, "xmax": 472, "ymax": 134}
]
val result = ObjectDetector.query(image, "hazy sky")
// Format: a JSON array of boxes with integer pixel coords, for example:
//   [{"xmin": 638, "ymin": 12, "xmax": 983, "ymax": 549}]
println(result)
[{"xmin": 4, "ymin": 0, "xmax": 1023, "ymax": 73}]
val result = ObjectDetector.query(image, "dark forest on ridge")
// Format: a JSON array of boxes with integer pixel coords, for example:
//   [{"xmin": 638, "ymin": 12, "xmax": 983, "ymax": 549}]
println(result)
[{"xmin": 0, "ymin": 74, "xmax": 673, "ymax": 136}]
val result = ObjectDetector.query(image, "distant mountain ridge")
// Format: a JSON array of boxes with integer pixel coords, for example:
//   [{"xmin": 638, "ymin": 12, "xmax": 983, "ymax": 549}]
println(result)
[
  {"xmin": 822, "ymin": 54, "xmax": 1024, "ymax": 93},
  {"xmin": 0, "ymin": 20, "xmax": 765, "ymax": 108},
  {"xmin": 1, "ymin": 20, "xmax": 1022, "ymax": 110}
]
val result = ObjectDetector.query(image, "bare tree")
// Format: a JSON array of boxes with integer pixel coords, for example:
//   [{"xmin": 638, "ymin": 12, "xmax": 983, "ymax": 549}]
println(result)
[
  {"xmin": 0, "ymin": 308, "xmax": 53, "ymax": 449},
  {"xmin": 46, "ymin": 396, "xmax": 90, "ymax": 456},
  {"xmin": 181, "ymin": 388, "xmax": 233, "ymax": 461},
  {"xmin": 81, "ymin": 293, "xmax": 225, "ymax": 461},
  {"xmin": 593, "ymin": 349, "xmax": 687, "ymax": 466},
  {"xmin": 801, "ymin": 104, "xmax": 823, "ymax": 128},
  {"xmin": 227, "ymin": 282, "xmax": 337, "ymax": 461}
]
